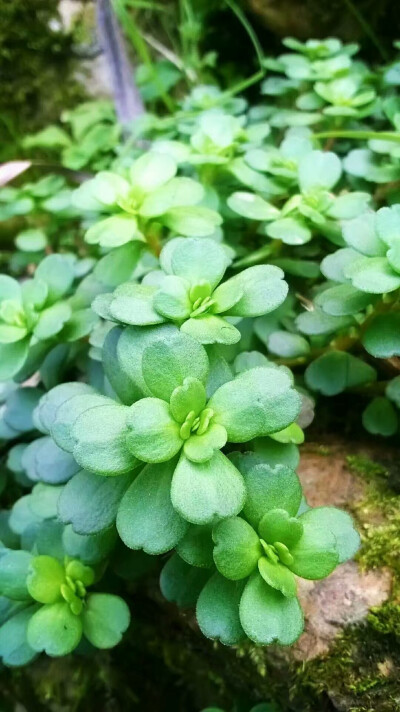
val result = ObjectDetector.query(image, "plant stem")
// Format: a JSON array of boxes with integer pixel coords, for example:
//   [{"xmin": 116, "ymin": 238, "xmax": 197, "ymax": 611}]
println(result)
[{"xmin": 313, "ymin": 131, "xmax": 400, "ymax": 144}]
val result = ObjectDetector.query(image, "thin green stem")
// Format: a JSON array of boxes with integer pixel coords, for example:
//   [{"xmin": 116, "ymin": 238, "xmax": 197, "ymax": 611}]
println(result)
[
  {"xmin": 112, "ymin": 0, "xmax": 176, "ymax": 113},
  {"xmin": 341, "ymin": 0, "xmax": 389, "ymax": 61},
  {"xmin": 313, "ymin": 130, "xmax": 400, "ymax": 144},
  {"xmin": 224, "ymin": 0, "xmax": 264, "ymax": 69},
  {"xmin": 220, "ymin": 69, "xmax": 265, "ymax": 100}
]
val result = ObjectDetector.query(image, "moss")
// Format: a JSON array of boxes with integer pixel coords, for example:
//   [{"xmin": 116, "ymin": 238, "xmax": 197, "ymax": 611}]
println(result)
[
  {"xmin": 346, "ymin": 455, "xmax": 388, "ymax": 482},
  {"xmin": 345, "ymin": 455, "xmax": 400, "ymax": 580},
  {"xmin": 368, "ymin": 603, "xmax": 400, "ymax": 639},
  {"xmin": 292, "ymin": 620, "xmax": 400, "ymax": 712},
  {"xmin": 0, "ymin": 0, "xmax": 86, "ymax": 161}
]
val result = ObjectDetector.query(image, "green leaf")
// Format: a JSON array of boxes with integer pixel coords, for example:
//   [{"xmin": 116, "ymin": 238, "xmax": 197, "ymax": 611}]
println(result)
[
  {"xmin": 51, "ymin": 393, "xmax": 109, "ymax": 452},
  {"xmin": 0, "ymin": 275, "xmax": 22, "ymax": 302},
  {"xmin": 116, "ymin": 324, "xmax": 179, "ymax": 397},
  {"xmin": 183, "ymin": 423, "xmax": 227, "ymax": 463},
  {"xmin": 126, "ymin": 398, "xmax": 182, "ymax": 463},
  {"xmin": 296, "ymin": 308, "xmax": 353, "ymax": 336},
  {"xmin": 164, "ymin": 237, "xmax": 229, "ymax": 289},
  {"xmin": 0, "ymin": 550, "xmax": 32, "ymax": 600},
  {"xmin": 86, "ymin": 215, "xmax": 141, "ymax": 248},
  {"xmin": 72, "ymin": 402, "xmax": 138, "ymax": 475},
  {"xmin": 196, "ymin": 573, "xmax": 246, "ymax": 645},
  {"xmin": 289, "ymin": 517, "xmax": 338, "ymax": 579},
  {"xmin": 171, "ymin": 452, "xmax": 246, "ymax": 525},
  {"xmin": 139, "ymin": 177, "xmax": 204, "ymax": 217},
  {"xmin": 267, "ymin": 331, "xmax": 310, "ymax": 358},
  {"xmin": 363, "ymin": 314, "xmax": 400, "ymax": 358},
  {"xmin": 16, "ymin": 228, "xmax": 47, "ymax": 252},
  {"xmin": 298, "ymin": 507, "xmax": 360, "ymax": 563},
  {"xmin": 153, "ymin": 276, "xmax": 192, "ymax": 320},
  {"xmin": 160, "ymin": 553, "xmax": 211, "ymax": 607},
  {"xmin": 163, "ymin": 206, "xmax": 222, "ymax": 237},
  {"xmin": 102, "ymin": 327, "xmax": 142, "ymax": 405},
  {"xmin": 209, "ymin": 367, "xmax": 301, "ymax": 441},
  {"xmin": 253, "ymin": 438, "xmax": 300, "ymax": 469},
  {"xmin": 35, "ymin": 382, "xmax": 94, "ymax": 434},
  {"xmin": 213, "ymin": 517, "xmax": 262, "ymax": 580},
  {"xmin": 62, "ymin": 526, "xmax": 116, "ymax": 566},
  {"xmin": 316, "ymin": 284, "xmax": 375, "ymax": 316},
  {"xmin": 0, "ymin": 324, "xmax": 28, "ymax": 343},
  {"xmin": 27, "ymin": 555, "xmax": 65, "ymax": 604},
  {"xmin": 305, "ymin": 351, "xmax": 377, "ymax": 396},
  {"xmin": 27, "ymin": 601, "xmax": 82, "ymax": 656},
  {"xmin": 239, "ymin": 573, "xmax": 303, "ymax": 645},
  {"xmin": 298, "ymin": 150, "xmax": 342, "ymax": 191},
  {"xmin": 258, "ymin": 557, "xmax": 297, "ymax": 598},
  {"xmin": 345, "ymin": 256, "xmax": 400, "ymax": 294},
  {"xmin": 23, "ymin": 437, "xmax": 79, "ymax": 484},
  {"xmin": 321, "ymin": 247, "xmax": 361, "ymax": 283},
  {"xmin": 375, "ymin": 204, "xmax": 400, "ymax": 246},
  {"xmin": 214, "ymin": 266, "xmax": 288, "ymax": 318},
  {"xmin": 60, "ymin": 308, "xmax": 99, "ymax": 342},
  {"xmin": 4, "ymin": 387, "xmax": 43, "ymax": 433},
  {"xmin": 227, "ymin": 192, "xmax": 280, "ymax": 220},
  {"xmin": 342, "ymin": 213, "xmax": 386, "ymax": 257},
  {"xmin": 141, "ymin": 331, "xmax": 209, "ymax": 401},
  {"xmin": 30, "ymin": 483, "xmax": 62, "ymax": 519},
  {"xmin": 386, "ymin": 376, "xmax": 400, "ymax": 407},
  {"xmin": 0, "ymin": 606, "xmax": 39, "ymax": 666},
  {"xmin": 181, "ymin": 315, "xmax": 241, "ymax": 345},
  {"xmin": 0, "ymin": 337, "xmax": 30, "ymax": 380},
  {"xmin": 327, "ymin": 192, "xmax": 371, "ymax": 220},
  {"xmin": 82, "ymin": 594, "xmax": 130, "ymax": 649},
  {"xmin": 58, "ymin": 469, "xmax": 134, "ymax": 534},
  {"xmin": 130, "ymin": 152, "xmax": 177, "ymax": 192},
  {"xmin": 362, "ymin": 397, "xmax": 398, "ymax": 437},
  {"xmin": 94, "ymin": 242, "xmax": 144, "ymax": 288},
  {"xmin": 176, "ymin": 524, "xmax": 214, "ymax": 568},
  {"xmin": 169, "ymin": 377, "xmax": 207, "ymax": 423},
  {"xmin": 235, "ymin": 457, "xmax": 302, "ymax": 528},
  {"xmin": 35, "ymin": 255, "xmax": 74, "ymax": 302},
  {"xmin": 117, "ymin": 460, "xmax": 188, "ymax": 554},
  {"xmin": 33, "ymin": 302, "xmax": 72, "ymax": 340},
  {"xmin": 109, "ymin": 284, "xmax": 165, "ymax": 326},
  {"xmin": 258, "ymin": 509, "xmax": 303, "ymax": 548},
  {"xmin": 265, "ymin": 217, "xmax": 312, "ymax": 245}
]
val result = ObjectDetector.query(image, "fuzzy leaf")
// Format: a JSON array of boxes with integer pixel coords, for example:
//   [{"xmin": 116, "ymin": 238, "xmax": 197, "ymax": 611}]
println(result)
[
  {"xmin": 171, "ymin": 452, "xmax": 246, "ymax": 525},
  {"xmin": 209, "ymin": 367, "xmax": 301, "ymax": 441},
  {"xmin": 126, "ymin": 398, "xmax": 182, "ymax": 463},
  {"xmin": 116, "ymin": 460, "xmax": 188, "ymax": 554},
  {"xmin": 72, "ymin": 403, "xmax": 138, "ymax": 475},
  {"xmin": 305, "ymin": 351, "xmax": 376, "ymax": 396},
  {"xmin": 196, "ymin": 573, "xmax": 246, "ymax": 645},
  {"xmin": 82, "ymin": 594, "xmax": 130, "ymax": 649},
  {"xmin": 239, "ymin": 573, "xmax": 303, "ymax": 645},
  {"xmin": 27, "ymin": 602, "xmax": 82, "ymax": 656},
  {"xmin": 213, "ymin": 517, "xmax": 262, "ymax": 580}
]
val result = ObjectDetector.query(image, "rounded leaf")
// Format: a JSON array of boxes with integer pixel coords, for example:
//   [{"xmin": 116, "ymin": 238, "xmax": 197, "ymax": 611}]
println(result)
[
  {"xmin": 196, "ymin": 573, "xmax": 246, "ymax": 645},
  {"xmin": 363, "ymin": 314, "xmax": 400, "ymax": 358},
  {"xmin": 117, "ymin": 460, "xmax": 188, "ymax": 554},
  {"xmin": 27, "ymin": 555, "xmax": 65, "ymax": 604},
  {"xmin": 126, "ymin": 398, "xmax": 182, "ymax": 463},
  {"xmin": 209, "ymin": 367, "xmax": 301, "ymax": 442},
  {"xmin": 72, "ymin": 403, "xmax": 138, "ymax": 475},
  {"xmin": 239, "ymin": 573, "xmax": 303, "ymax": 645},
  {"xmin": 362, "ymin": 397, "xmax": 398, "ymax": 437},
  {"xmin": 171, "ymin": 452, "xmax": 246, "ymax": 525},
  {"xmin": 82, "ymin": 593, "xmax": 130, "ymax": 649},
  {"xmin": 213, "ymin": 517, "xmax": 262, "ymax": 580},
  {"xmin": 27, "ymin": 602, "xmax": 83, "ymax": 656}
]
